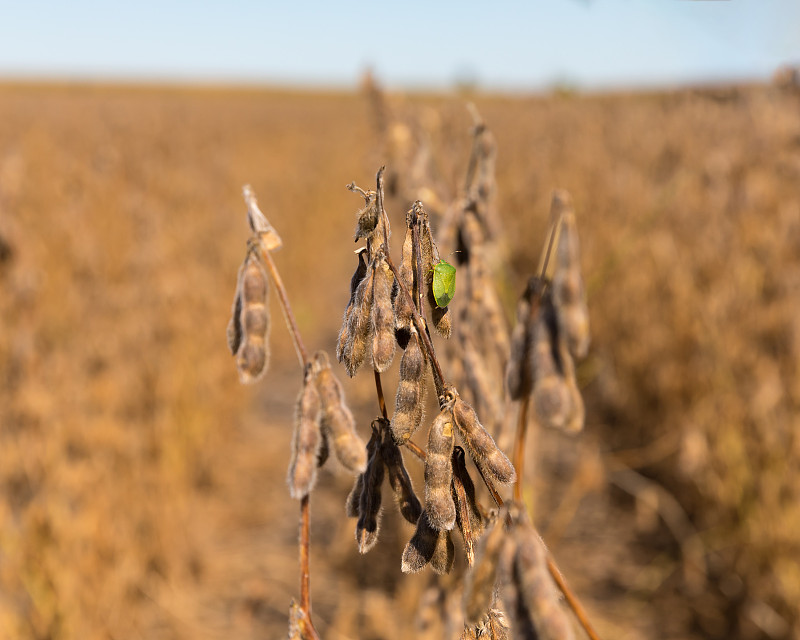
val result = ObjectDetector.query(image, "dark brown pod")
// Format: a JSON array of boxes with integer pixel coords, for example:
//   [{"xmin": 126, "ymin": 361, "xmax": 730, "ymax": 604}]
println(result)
[
  {"xmin": 452, "ymin": 446, "xmax": 485, "ymax": 566},
  {"xmin": 346, "ymin": 428, "xmax": 380, "ymax": 518},
  {"xmin": 380, "ymin": 424, "xmax": 422, "ymax": 524},
  {"xmin": 356, "ymin": 422, "xmax": 385, "ymax": 553},
  {"xmin": 336, "ymin": 247, "xmax": 368, "ymax": 364}
]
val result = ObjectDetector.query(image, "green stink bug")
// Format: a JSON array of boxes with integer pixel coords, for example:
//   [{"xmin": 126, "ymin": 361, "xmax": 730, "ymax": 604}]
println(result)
[{"xmin": 431, "ymin": 259, "xmax": 456, "ymax": 308}]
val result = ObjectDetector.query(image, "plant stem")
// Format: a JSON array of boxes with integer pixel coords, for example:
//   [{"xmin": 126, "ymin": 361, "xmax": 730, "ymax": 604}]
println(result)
[
  {"xmin": 257, "ymin": 245, "xmax": 308, "ymax": 369},
  {"xmin": 374, "ymin": 370, "xmax": 388, "ymax": 420},
  {"xmin": 546, "ymin": 558, "xmax": 601, "ymax": 640}
]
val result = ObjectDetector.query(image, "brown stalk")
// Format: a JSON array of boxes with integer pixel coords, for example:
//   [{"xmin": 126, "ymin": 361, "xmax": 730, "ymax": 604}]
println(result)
[
  {"xmin": 247, "ymin": 196, "xmax": 318, "ymax": 636},
  {"xmin": 374, "ymin": 369, "xmax": 388, "ymax": 420}
]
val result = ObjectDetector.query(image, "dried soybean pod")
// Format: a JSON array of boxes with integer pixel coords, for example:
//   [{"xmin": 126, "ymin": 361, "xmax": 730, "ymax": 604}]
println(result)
[
  {"xmin": 233, "ymin": 251, "xmax": 270, "ymax": 384},
  {"xmin": 464, "ymin": 511, "xmax": 510, "ymax": 624},
  {"xmin": 226, "ymin": 288, "xmax": 243, "ymax": 355},
  {"xmin": 353, "ymin": 190, "xmax": 379, "ymax": 241},
  {"xmin": 531, "ymin": 293, "xmax": 574, "ymax": 432},
  {"xmin": 380, "ymin": 422, "xmax": 422, "ymax": 524},
  {"xmin": 420, "ymin": 213, "xmax": 452, "ymax": 338},
  {"xmin": 390, "ymin": 328, "xmax": 427, "ymax": 444},
  {"xmin": 336, "ymin": 247, "xmax": 368, "ymax": 363},
  {"xmin": 346, "ymin": 427, "xmax": 380, "ymax": 518},
  {"xmin": 552, "ymin": 191, "xmax": 589, "ymax": 360},
  {"xmin": 356, "ymin": 421, "xmax": 386, "ymax": 553},
  {"xmin": 401, "ymin": 510, "xmax": 440, "ymax": 573},
  {"xmin": 451, "ymin": 386, "xmax": 516, "ymax": 484},
  {"xmin": 506, "ymin": 278, "xmax": 543, "ymax": 401},
  {"xmin": 342, "ymin": 262, "xmax": 375, "ymax": 377},
  {"xmin": 425, "ymin": 407, "xmax": 457, "ymax": 531},
  {"xmin": 452, "ymin": 446, "xmax": 485, "ymax": 565},
  {"xmin": 394, "ymin": 212, "xmax": 417, "ymax": 348},
  {"xmin": 287, "ymin": 363, "xmax": 322, "ymax": 500},
  {"xmin": 242, "ymin": 185, "xmax": 282, "ymax": 250},
  {"xmin": 430, "ymin": 529, "xmax": 455, "ymax": 575},
  {"xmin": 371, "ymin": 254, "xmax": 396, "ymax": 373},
  {"xmin": 313, "ymin": 351, "xmax": 367, "ymax": 473},
  {"xmin": 512, "ymin": 517, "xmax": 575, "ymax": 640}
]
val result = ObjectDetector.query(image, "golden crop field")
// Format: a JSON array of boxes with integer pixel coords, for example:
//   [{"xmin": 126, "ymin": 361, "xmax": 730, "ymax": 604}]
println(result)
[{"xmin": 0, "ymin": 80, "xmax": 798, "ymax": 640}]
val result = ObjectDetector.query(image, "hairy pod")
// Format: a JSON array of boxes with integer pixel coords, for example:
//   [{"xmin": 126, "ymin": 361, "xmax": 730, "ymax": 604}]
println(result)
[
  {"xmin": 425, "ymin": 407, "xmax": 457, "ymax": 531},
  {"xmin": 336, "ymin": 248, "xmax": 368, "ymax": 363},
  {"xmin": 230, "ymin": 252, "xmax": 270, "ymax": 383},
  {"xmin": 452, "ymin": 446, "xmax": 485, "ymax": 565},
  {"xmin": 531, "ymin": 294, "xmax": 583, "ymax": 433},
  {"xmin": 450, "ymin": 385, "xmax": 516, "ymax": 484},
  {"xmin": 464, "ymin": 511, "xmax": 512, "ymax": 624},
  {"xmin": 420, "ymin": 214, "xmax": 452, "ymax": 338},
  {"xmin": 380, "ymin": 424, "xmax": 422, "ymax": 524},
  {"xmin": 341, "ymin": 265, "xmax": 375, "ymax": 377},
  {"xmin": 371, "ymin": 255, "xmax": 396, "ymax": 372},
  {"xmin": 511, "ymin": 516, "xmax": 575, "ymax": 640},
  {"xmin": 356, "ymin": 422, "xmax": 386, "ymax": 553},
  {"xmin": 401, "ymin": 509, "xmax": 453, "ymax": 574},
  {"xmin": 552, "ymin": 193, "xmax": 590, "ymax": 360},
  {"xmin": 313, "ymin": 351, "xmax": 367, "ymax": 473},
  {"xmin": 394, "ymin": 217, "xmax": 417, "ymax": 347},
  {"xmin": 390, "ymin": 329, "xmax": 427, "ymax": 444},
  {"xmin": 346, "ymin": 428, "xmax": 381, "ymax": 518},
  {"xmin": 287, "ymin": 364, "xmax": 322, "ymax": 499}
]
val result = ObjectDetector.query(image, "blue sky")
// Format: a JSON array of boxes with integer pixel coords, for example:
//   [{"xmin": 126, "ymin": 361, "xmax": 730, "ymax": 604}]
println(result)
[{"xmin": 0, "ymin": 1, "xmax": 798, "ymax": 91}]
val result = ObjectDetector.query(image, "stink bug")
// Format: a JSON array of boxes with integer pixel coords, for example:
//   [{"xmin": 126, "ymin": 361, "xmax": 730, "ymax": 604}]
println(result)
[{"xmin": 431, "ymin": 259, "xmax": 456, "ymax": 308}]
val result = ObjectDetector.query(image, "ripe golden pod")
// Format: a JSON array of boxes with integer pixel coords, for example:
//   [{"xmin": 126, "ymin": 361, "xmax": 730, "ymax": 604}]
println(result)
[
  {"xmin": 464, "ymin": 511, "xmax": 511, "ymax": 625},
  {"xmin": 313, "ymin": 351, "xmax": 367, "ymax": 473},
  {"xmin": 287, "ymin": 364, "xmax": 323, "ymax": 500},
  {"xmin": 425, "ymin": 407, "xmax": 457, "ymax": 531},
  {"xmin": 336, "ymin": 248, "xmax": 368, "ymax": 364},
  {"xmin": 380, "ymin": 423, "xmax": 422, "ymax": 525},
  {"xmin": 552, "ymin": 193, "xmax": 590, "ymax": 360},
  {"xmin": 390, "ymin": 328, "xmax": 427, "ymax": 444},
  {"xmin": 230, "ymin": 252, "xmax": 270, "ymax": 384},
  {"xmin": 356, "ymin": 421, "xmax": 386, "ymax": 554},
  {"xmin": 450, "ymin": 386, "xmax": 516, "ymax": 484},
  {"xmin": 371, "ymin": 255, "xmax": 396, "ymax": 373},
  {"xmin": 511, "ymin": 517, "xmax": 575, "ymax": 640}
]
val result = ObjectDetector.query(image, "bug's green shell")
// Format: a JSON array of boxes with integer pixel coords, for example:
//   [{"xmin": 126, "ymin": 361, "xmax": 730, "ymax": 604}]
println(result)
[{"xmin": 432, "ymin": 260, "xmax": 456, "ymax": 308}]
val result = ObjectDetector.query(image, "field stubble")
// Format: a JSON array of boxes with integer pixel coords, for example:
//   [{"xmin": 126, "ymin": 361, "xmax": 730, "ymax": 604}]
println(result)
[{"xmin": 0, "ymin": 81, "xmax": 799, "ymax": 640}]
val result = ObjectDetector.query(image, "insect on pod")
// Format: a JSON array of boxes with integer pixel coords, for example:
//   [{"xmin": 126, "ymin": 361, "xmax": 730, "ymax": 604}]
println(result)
[
  {"xmin": 287, "ymin": 362, "xmax": 323, "ymax": 500},
  {"xmin": 228, "ymin": 249, "xmax": 270, "ymax": 384},
  {"xmin": 420, "ymin": 211, "xmax": 453, "ymax": 339},
  {"xmin": 313, "ymin": 351, "xmax": 367, "ymax": 473},
  {"xmin": 431, "ymin": 259, "xmax": 457, "ymax": 308}
]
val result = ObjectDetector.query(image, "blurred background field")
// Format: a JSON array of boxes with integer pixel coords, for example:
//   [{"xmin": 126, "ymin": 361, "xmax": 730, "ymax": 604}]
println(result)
[{"xmin": 1, "ymin": 78, "xmax": 799, "ymax": 640}]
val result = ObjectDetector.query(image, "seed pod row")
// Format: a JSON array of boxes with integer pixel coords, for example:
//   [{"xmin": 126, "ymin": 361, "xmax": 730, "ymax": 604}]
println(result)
[
  {"xmin": 450, "ymin": 385, "xmax": 516, "ymax": 484},
  {"xmin": 313, "ymin": 351, "xmax": 367, "ymax": 473},
  {"xmin": 228, "ymin": 251, "xmax": 270, "ymax": 383},
  {"xmin": 425, "ymin": 406, "xmax": 457, "ymax": 531},
  {"xmin": 287, "ymin": 363, "xmax": 323, "ymax": 499},
  {"xmin": 551, "ymin": 191, "xmax": 590, "ymax": 360}
]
